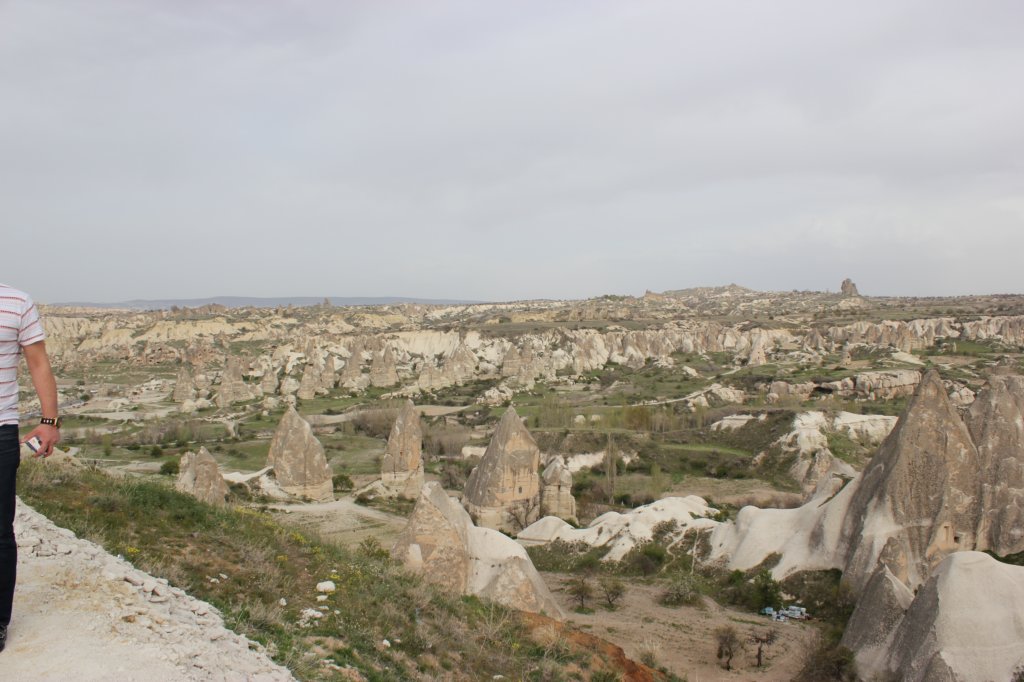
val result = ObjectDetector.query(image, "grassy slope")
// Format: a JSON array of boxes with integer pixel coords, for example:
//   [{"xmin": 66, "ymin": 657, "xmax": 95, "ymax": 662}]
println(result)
[{"xmin": 18, "ymin": 461, "xmax": 658, "ymax": 682}]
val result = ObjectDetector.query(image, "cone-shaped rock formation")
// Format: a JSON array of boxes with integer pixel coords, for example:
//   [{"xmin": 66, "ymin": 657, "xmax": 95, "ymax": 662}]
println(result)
[
  {"xmin": 216, "ymin": 356, "xmax": 258, "ymax": 407},
  {"xmin": 176, "ymin": 447, "xmax": 229, "ymax": 506},
  {"xmin": 369, "ymin": 347, "xmax": 399, "ymax": 387},
  {"xmin": 392, "ymin": 482, "xmax": 563, "ymax": 617},
  {"xmin": 172, "ymin": 364, "xmax": 196, "ymax": 403},
  {"xmin": 464, "ymin": 407, "xmax": 541, "ymax": 533},
  {"xmin": 381, "ymin": 400, "xmax": 424, "ymax": 499},
  {"xmin": 266, "ymin": 407, "xmax": 333, "ymax": 502},
  {"xmin": 840, "ymin": 370, "xmax": 981, "ymax": 590}
]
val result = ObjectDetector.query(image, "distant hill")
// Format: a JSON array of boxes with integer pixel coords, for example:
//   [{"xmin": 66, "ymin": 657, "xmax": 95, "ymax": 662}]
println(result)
[{"xmin": 55, "ymin": 296, "xmax": 484, "ymax": 310}]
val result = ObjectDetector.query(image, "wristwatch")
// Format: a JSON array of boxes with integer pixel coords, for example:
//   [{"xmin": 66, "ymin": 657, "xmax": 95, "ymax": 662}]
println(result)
[{"xmin": 40, "ymin": 416, "xmax": 62, "ymax": 428}]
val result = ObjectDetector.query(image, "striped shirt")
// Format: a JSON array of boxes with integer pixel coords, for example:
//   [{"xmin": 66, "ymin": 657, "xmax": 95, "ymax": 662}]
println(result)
[{"xmin": 0, "ymin": 283, "xmax": 46, "ymax": 425}]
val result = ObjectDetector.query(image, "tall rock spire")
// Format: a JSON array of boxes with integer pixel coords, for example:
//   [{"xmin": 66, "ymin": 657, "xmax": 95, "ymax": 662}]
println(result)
[
  {"xmin": 841, "ymin": 370, "xmax": 981, "ymax": 590},
  {"xmin": 381, "ymin": 400, "xmax": 425, "ymax": 499}
]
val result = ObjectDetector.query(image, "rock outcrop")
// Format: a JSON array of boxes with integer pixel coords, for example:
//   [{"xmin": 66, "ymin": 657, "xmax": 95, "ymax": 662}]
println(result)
[
  {"xmin": 840, "ymin": 565, "xmax": 915, "ymax": 674},
  {"xmin": 854, "ymin": 369, "xmax": 921, "ymax": 400},
  {"xmin": 369, "ymin": 347, "xmax": 399, "ymax": 387},
  {"xmin": 464, "ymin": 408, "xmax": 541, "ymax": 533},
  {"xmin": 296, "ymin": 347, "xmax": 336, "ymax": 400},
  {"xmin": 847, "ymin": 552, "xmax": 1024, "ymax": 682},
  {"xmin": 339, "ymin": 349, "xmax": 365, "ymax": 388},
  {"xmin": 380, "ymin": 400, "xmax": 425, "ymax": 499},
  {"xmin": 540, "ymin": 457, "xmax": 576, "ymax": 524},
  {"xmin": 840, "ymin": 278, "xmax": 860, "ymax": 297},
  {"xmin": 840, "ymin": 370, "xmax": 980, "ymax": 591},
  {"xmin": 391, "ymin": 482, "xmax": 563, "ymax": 618},
  {"xmin": 710, "ymin": 371, "xmax": 992, "ymax": 592},
  {"xmin": 266, "ymin": 407, "xmax": 333, "ymax": 502},
  {"xmin": 215, "ymin": 356, "xmax": 258, "ymax": 407},
  {"xmin": 443, "ymin": 343, "xmax": 477, "ymax": 384},
  {"xmin": 520, "ymin": 496, "xmax": 719, "ymax": 562},
  {"xmin": 172, "ymin": 364, "xmax": 196, "ymax": 403},
  {"xmin": 965, "ymin": 372, "xmax": 1024, "ymax": 555},
  {"xmin": 175, "ymin": 447, "xmax": 229, "ymax": 506}
]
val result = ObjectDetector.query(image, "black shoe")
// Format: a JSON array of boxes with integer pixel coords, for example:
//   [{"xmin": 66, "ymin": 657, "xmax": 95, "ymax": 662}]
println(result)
[{"xmin": 0, "ymin": 624, "xmax": 7, "ymax": 653}]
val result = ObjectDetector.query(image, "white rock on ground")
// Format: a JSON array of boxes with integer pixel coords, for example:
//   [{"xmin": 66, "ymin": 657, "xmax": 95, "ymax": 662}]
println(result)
[
  {"xmin": 518, "ymin": 496, "xmax": 720, "ymax": 561},
  {"xmin": 6, "ymin": 499, "xmax": 295, "ymax": 682}
]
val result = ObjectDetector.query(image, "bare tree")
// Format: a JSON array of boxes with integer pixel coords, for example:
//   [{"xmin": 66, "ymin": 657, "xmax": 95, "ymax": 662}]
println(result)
[
  {"xmin": 750, "ymin": 629, "xmax": 777, "ymax": 668},
  {"xmin": 506, "ymin": 497, "xmax": 540, "ymax": 533},
  {"xmin": 605, "ymin": 432, "xmax": 617, "ymax": 503}
]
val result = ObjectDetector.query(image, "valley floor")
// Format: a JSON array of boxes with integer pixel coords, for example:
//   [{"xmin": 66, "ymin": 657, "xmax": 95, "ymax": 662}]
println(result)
[{"xmin": 545, "ymin": 572, "xmax": 817, "ymax": 682}]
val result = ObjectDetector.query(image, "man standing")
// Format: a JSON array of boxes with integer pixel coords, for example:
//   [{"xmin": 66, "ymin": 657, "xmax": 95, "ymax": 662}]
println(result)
[{"xmin": 0, "ymin": 283, "xmax": 61, "ymax": 653}]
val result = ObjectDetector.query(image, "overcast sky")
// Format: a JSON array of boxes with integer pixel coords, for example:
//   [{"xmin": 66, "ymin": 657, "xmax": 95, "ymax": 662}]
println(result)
[{"xmin": 2, "ymin": 1, "xmax": 1022, "ymax": 303}]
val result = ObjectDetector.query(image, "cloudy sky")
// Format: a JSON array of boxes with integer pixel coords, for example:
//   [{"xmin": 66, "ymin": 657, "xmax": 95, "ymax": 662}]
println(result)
[{"xmin": 2, "ymin": 1, "xmax": 1022, "ymax": 303}]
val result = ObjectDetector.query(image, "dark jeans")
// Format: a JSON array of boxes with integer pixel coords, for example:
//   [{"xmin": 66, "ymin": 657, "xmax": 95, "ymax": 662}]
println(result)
[{"xmin": 0, "ymin": 424, "xmax": 18, "ymax": 627}]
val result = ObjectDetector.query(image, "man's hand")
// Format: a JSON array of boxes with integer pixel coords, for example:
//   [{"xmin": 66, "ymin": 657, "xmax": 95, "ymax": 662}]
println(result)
[
  {"xmin": 21, "ymin": 424, "xmax": 60, "ymax": 458},
  {"xmin": 21, "ymin": 340, "xmax": 61, "ymax": 457}
]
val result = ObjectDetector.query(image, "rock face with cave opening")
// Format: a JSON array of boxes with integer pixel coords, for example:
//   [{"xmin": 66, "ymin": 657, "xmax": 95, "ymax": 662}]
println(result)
[
  {"xmin": 464, "ymin": 408, "xmax": 541, "ymax": 533},
  {"xmin": 838, "ymin": 370, "xmax": 982, "ymax": 591}
]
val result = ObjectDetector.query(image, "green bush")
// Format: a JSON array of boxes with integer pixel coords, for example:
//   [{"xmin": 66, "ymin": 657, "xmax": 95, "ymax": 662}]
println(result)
[{"xmin": 159, "ymin": 459, "xmax": 179, "ymax": 476}]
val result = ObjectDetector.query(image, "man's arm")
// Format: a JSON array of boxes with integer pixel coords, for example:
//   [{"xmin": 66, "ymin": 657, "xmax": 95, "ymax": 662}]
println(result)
[{"xmin": 21, "ymin": 341, "xmax": 60, "ymax": 457}]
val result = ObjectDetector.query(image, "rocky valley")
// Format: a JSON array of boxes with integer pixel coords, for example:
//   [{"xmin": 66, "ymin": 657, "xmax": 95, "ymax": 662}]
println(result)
[{"xmin": 12, "ymin": 283, "xmax": 1024, "ymax": 681}]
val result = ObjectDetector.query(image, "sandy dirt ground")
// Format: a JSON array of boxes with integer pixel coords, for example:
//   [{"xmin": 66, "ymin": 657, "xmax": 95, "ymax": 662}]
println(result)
[
  {"xmin": 543, "ymin": 573, "xmax": 817, "ymax": 682},
  {"xmin": 267, "ymin": 496, "xmax": 409, "ymax": 548}
]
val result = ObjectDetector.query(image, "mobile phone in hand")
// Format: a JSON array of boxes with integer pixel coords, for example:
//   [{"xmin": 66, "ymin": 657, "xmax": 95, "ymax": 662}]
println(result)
[{"xmin": 25, "ymin": 436, "xmax": 42, "ymax": 454}]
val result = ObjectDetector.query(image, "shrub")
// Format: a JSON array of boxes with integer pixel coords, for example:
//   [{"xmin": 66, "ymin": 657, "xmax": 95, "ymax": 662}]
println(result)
[
  {"xmin": 332, "ymin": 473, "xmax": 354, "ymax": 492},
  {"xmin": 633, "ymin": 542, "xmax": 668, "ymax": 576},
  {"xmin": 714, "ymin": 625, "xmax": 741, "ymax": 671},
  {"xmin": 660, "ymin": 574, "xmax": 700, "ymax": 607},
  {"xmin": 793, "ymin": 636, "xmax": 857, "ymax": 682},
  {"xmin": 599, "ymin": 577, "xmax": 625, "ymax": 609},
  {"xmin": 159, "ymin": 459, "xmax": 179, "ymax": 476},
  {"xmin": 567, "ymin": 575, "xmax": 594, "ymax": 611},
  {"xmin": 750, "ymin": 569, "xmax": 782, "ymax": 612}
]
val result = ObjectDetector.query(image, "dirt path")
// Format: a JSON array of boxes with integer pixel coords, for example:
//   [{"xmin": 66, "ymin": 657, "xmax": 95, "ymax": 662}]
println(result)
[
  {"xmin": 543, "ymin": 573, "xmax": 817, "ymax": 682},
  {"xmin": 5, "ymin": 500, "xmax": 294, "ymax": 682}
]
